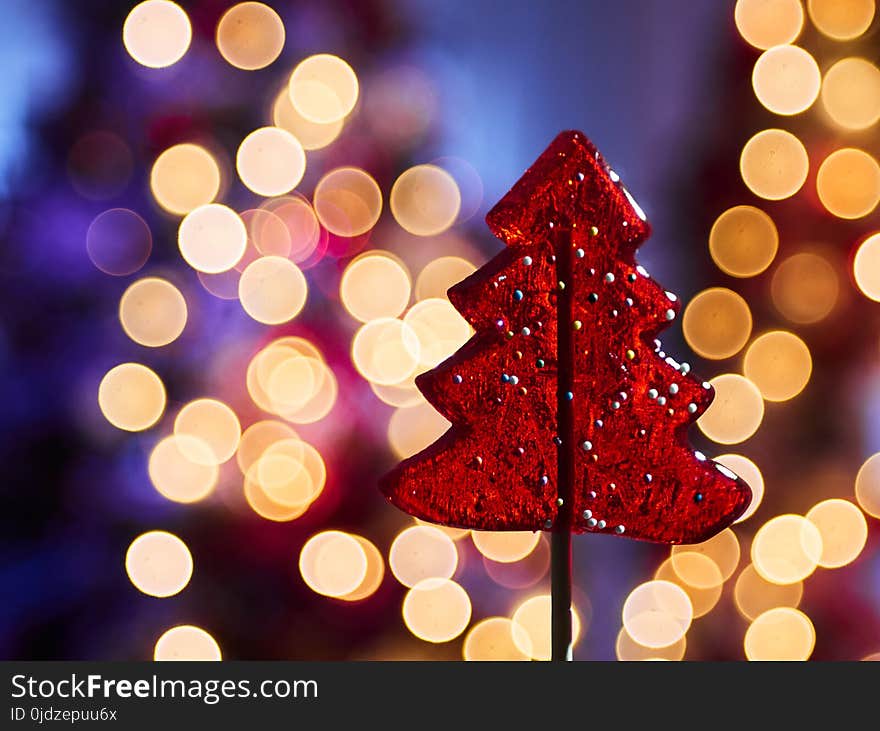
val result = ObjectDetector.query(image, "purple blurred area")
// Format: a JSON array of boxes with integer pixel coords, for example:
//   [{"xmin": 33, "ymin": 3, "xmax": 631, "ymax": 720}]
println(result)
[{"xmin": 1, "ymin": 0, "xmax": 877, "ymax": 661}]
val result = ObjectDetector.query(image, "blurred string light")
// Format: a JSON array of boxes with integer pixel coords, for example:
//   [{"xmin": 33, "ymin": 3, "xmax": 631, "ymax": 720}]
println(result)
[
  {"xmin": 239, "ymin": 256, "xmax": 308, "ymax": 324},
  {"xmin": 415, "ymin": 256, "xmax": 477, "ymax": 300},
  {"xmin": 654, "ymin": 556, "xmax": 722, "ymax": 618},
  {"xmin": 178, "ymin": 204, "xmax": 246, "ymax": 274},
  {"xmin": 621, "ymin": 580, "xmax": 693, "ymax": 649},
  {"xmin": 744, "ymin": 607, "xmax": 815, "ymax": 660},
  {"xmin": 340, "ymin": 252, "xmax": 412, "ymax": 322},
  {"xmin": 216, "ymin": 2, "xmax": 285, "ymax": 71},
  {"xmin": 414, "ymin": 518, "xmax": 470, "ymax": 542},
  {"xmin": 807, "ymin": 0, "xmax": 876, "ymax": 40},
  {"xmin": 371, "ymin": 376, "xmax": 424, "ymax": 409},
  {"xmin": 855, "ymin": 453, "xmax": 880, "ymax": 517},
  {"xmin": 483, "ymin": 535, "xmax": 550, "ymax": 590},
  {"xmin": 403, "ymin": 578, "xmax": 472, "ymax": 643},
  {"xmin": 708, "ymin": 205, "xmax": 777, "ymax": 278},
  {"xmin": 734, "ymin": 0, "xmax": 804, "ymax": 49},
  {"xmin": 272, "ymin": 88, "xmax": 344, "ymax": 151},
  {"xmin": 615, "ymin": 627, "xmax": 686, "ymax": 661},
  {"xmin": 404, "ymin": 298, "xmax": 473, "ymax": 369},
  {"xmin": 511, "ymin": 595, "xmax": 582, "ymax": 661},
  {"xmin": 751, "ymin": 45, "xmax": 820, "ymax": 116},
  {"xmin": 389, "ymin": 525, "xmax": 458, "ymax": 588},
  {"xmin": 288, "ymin": 54, "xmax": 359, "ymax": 124},
  {"xmin": 86, "ymin": 209, "xmax": 152, "ymax": 276},
  {"xmin": 125, "ymin": 531, "xmax": 192, "ymax": 598},
  {"xmin": 697, "ymin": 374, "xmax": 764, "ymax": 444},
  {"xmin": 682, "ymin": 287, "xmax": 752, "ymax": 359},
  {"xmin": 743, "ymin": 330, "xmax": 812, "ymax": 402},
  {"xmin": 854, "ymin": 233, "xmax": 880, "ymax": 301},
  {"xmin": 671, "ymin": 528, "xmax": 741, "ymax": 582},
  {"xmin": 821, "ymin": 58, "xmax": 880, "ymax": 130},
  {"xmin": 98, "ymin": 363, "xmax": 166, "ymax": 432},
  {"xmin": 734, "ymin": 564, "xmax": 803, "ymax": 621},
  {"xmin": 715, "ymin": 454, "xmax": 764, "ymax": 522},
  {"xmin": 150, "ymin": 144, "xmax": 221, "ymax": 216},
  {"xmin": 740, "ymin": 128, "xmax": 808, "ymax": 200},
  {"xmin": 387, "ymin": 402, "xmax": 450, "ymax": 459},
  {"xmin": 236, "ymin": 420, "xmax": 297, "ymax": 474},
  {"xmin": 751, "ymin": 514, "xmax": 823, "ymax": 584},
  {"xmin": 771, "ymin": 251, "xmax": 839, "ymax": 323},
  {"xmin": 119, "ymin": 278, "xmax": 187, "ymax": 347},
  {"xmin": 258, "ymin": 195, "xmax": 325, "ymax": 267},
  {"xmin": 154, "ymin": 625, "xmax": 221, "ymax": 661},
  {"xmin": 236, "ymin": 127, "xmax": 306, "ymax": 197},
  {"xmin": 299, "ymin": 531, "xmax": 368, "ymax": 598},
  {"xmin": 390, "ymin": 165, "xmax": 462, "ymax": 236},
  {"xmin": 313, "ymin": 167, "xmax": 382, "ymax": 238},
  {"xmin": 340, "ymin": 536, "xmax": 385, "ymax": 602},
  {"xmin": 463, "ymin": 617, "xmax": 530, "ymax": 661},
  {"xmin": 148, "ymin": 434, "xmax": 218, "ymax": 503},
  {"xmin": 471, "ymin": 531, "xmax": 540, "ymax": 563},
  {"xmin": 241, "ymin": 207, "xmax": 290, "ymax": 260},
  {"xmin": 173, "ymin": 399, "xmax": 241, "ymax": 465},
  {"xmin": 351, "ymin": 318, "xmax": 421, "ymax": 386},
  {"xmin": 123, "ymin": 0, "xmax": 191, "ymax": 69},
  {"xmin": 805, "ymin": 498, "xmax": 868, "ymax": 567},
  {"xmin": 816, "ymin": 148, "xmax": 880, "ymax": 219}
]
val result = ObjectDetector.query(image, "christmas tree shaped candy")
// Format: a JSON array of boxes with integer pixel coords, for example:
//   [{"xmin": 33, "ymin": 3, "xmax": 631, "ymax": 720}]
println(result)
[{"xmin": 381, "ymin": 131, "xmax": 751, "ymax": 544}]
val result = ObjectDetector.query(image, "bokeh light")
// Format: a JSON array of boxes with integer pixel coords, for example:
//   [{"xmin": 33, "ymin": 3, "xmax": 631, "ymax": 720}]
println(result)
[
  {"xmin": 178, "ymin": 204, "xmax": 246, "ymax": 274},
  {"xmin": 288, "ymin": 54, "xmax": 358, "ymax": 124},
  {"xmin": 655, "ymin": 556, "xmax": 722, "ymax": 618},
  {"xmin": 119, "ymin": 277, "xmax": 187, "ymax": 348},
  {"xmin": 751, "ymin": 514, "xmax": 823, "ymax": 584},
  {"xmin": 471, "ymin": 531, "xmax": 540, "ymax": 563},
  {"xmin": 340, "ymin": 252, "xmax": 411, "ymax": 322},
  {"xmin": 807, "ymin": 0, "xmax": 875, "ymax": 40},
  {"xmin": 216, "ymin": 2, "xmax": 285, "ymax": 71},
  {"xmin": 682, "ymin": 288, "xmax": 752, "ymax": 359},
  {"xmin": 751, "ymin": 45, "xmax": 820, "ymax": 115},
  {"xmin": 123, "ymin": 1, "xmax": 191, "ymax": 69},
  {"xmin": 463, "ymin": 617, "xmax": 530, "ymax": 661},
  {"xmin": 771, "ymin": 252, "xmax": 839, "ymax": 324},
  {"xmin": 403, "ymin": 298, "xmax": 472, "ymax": 369},
  {"xmin": 415, "ymin": 256, "xmax": 477, "ymax": 300},
  {"xmin": 243, "ymin": 457, "xmax": 310, "ymax": 522},
  {"xmin": 239, "ymin": 256, "xmax": 308, "ymax": 324},
  {"xmin": 743, "ymin": 330, "xmax": 812, "ymax": 402},
  {"xmin": 236, "ymin": 127, "xmax": 306, "ymax": 197},
  {"xmin": 150, "ymin": 144, "xmax": 221, "ymax": 216},
  {"xmin": 313, "ymin": 167, "xmax": 382, "ymax": 238},
  {"xmin": 615, "ymin": 627, "xmax": 686, "ymax": 661},
  {"xmin": 805, "ymin": 498, "xmax": 868, "ymax": 568},
  {"xmin": 370, "ymin": 377, "xmax": 424, "ymax": 408},
  {"xmin": 821, "ymin": 57, "xmax": 880, "ymax": 130},
  {"xmin": 259, "ymin": 195, "xmax": 324, "ymax": 266},
  {"xmin": 740, "ymin": 128, "xmax": 808, "ymax": 200},
  {"xmin": 86, "ymin": 208, "xmax": 152, "ymax": 276},
  {"xmin": 340, "ymin": 536, "xmax": 385, "ymax": 602},
  {"xmin": 236, "ymin": 419, "xmax": 298, "ymax": 475},
  {"xmin": 816, "ymin": 148, "xmax": 880, "ymax": 219},
  {"xmin": 352, "ymin": 318, "xmax": 420, "ymax": 386},
  {"xmin": 708, "ymin": 205, "xmax": 778, "ymax": 278},
  {"xmin": 174, "ymin": 399, "xmax": 241, "ymax": 465},
  {"xmin": 98, "ymin": 363, "xmax": 166, "ymax": 432},
  {"xmin": 483, "ymin": 535, "xmax": 550, "ymax": 590},
  {"xmin": 715, "ymin": 454, "xmax": 764, "ymax": 523},
  {"xmin": 734, "ymin": 0, "xmax": 804, "ymax": 49},
  {"xmin": 854, "ymin": 233, "xmax": 880, "ymax": 302},
  {"xmin": 672, "ymin": 528, "xmax": 740, "ymax": 582},
  {"xmin": 744, "ymin": 607, "xmax": 815, "ymax": 660},
  {"xmin": 125, "ymin": 531, "xmax": 192, "ymax": 598},
  {"xmin": 390, "ymin": 165, "xmax": 462, "ymax": 236},
  {"xmin": 148, "ymin": 434, "xmax": 219, "ymax": 503},
  {"xmin": 622, "ymin": 580, "xmax": 693, "ymax": 649},
  {"xmin": 299, "ymin": 531, "xmax": 368, "ymax": 598},
  {"xmin": 734, "ymin": 564, "xmax": 803, "ymax": 621},
  {"xmin": 697, "ymin": 374, "xmax": 764, "ymax": 444},
  {"xmin": 387, "ymin": 402, "xmax": 451, "ymax": 459},
  {"xmin": 511, "ymin": 595, "xmax": 582, "ymax": 661},
  {"xmin": 389, "ymin": 525, "xmax": 458, "ymax": 588},
  {"xmin": 272, "ymin": 88, "xmax": 344, "ymax": 151},
  {"xmin": 403, "ymin": 578, "xmax": 472, "ymax": 643},
  {"xmin": 154, "ymin": 626, "xmax": 221, "ymax": 661},
  {"xmin": 855, "ymin": 453, "xmax": 880, "ymax": 518}
]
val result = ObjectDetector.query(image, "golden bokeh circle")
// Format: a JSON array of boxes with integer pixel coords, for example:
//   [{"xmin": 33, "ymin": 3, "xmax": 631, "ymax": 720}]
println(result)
[
  {"xmin": 511, "ymin": 595, "xmax": 582, "ymax": 661},
  {"xmin": 313, "ymin": 167, "xmax": 382, "ymax": 238},
  {"xmin": 821, "ymin": 57, "xmax": 880, "ymax": 130},
  {"xmin": 272, "ymin": 88, "xmax": 343, "ymax": 151},
  {"xmin": 403, "ymin": 578, "xmax": 472, "ymax": 643},
  {"xmin": 752, "ymin": 45, "xmax": 820, "ymax": 115},
  {"xmin": 390, "ymin": 165, "xmax": 462, "ymax": 236},
  {"xmin": 734, "ymin": 0, "xmax": 804, "ymax": 49},
  {"xmin": 178, "ymin": 204, "xmax": 247, "ymax": 273},
  {"xmin": 340, "ymin": 536, "xmax": 385, "ymax": 602},
  {"xmin": 682, "ymin": 288, "xmax": 753, "ymax": 359},
  {"xmin": 855, "ymin": 452, "xmax": 880, "ymax": 517},
  {"xmin": 816, "ymin": 148, "xmax": 880, "ymax": 219},
  {"xmin": 150, "ymin": 144, "xmax": 221, "ymax": 216},
  {"xmin": 715, "ymin": 454, "xmax": 765, "ymax": 523},
  {"xmin": 288, "ymin": 54, "xmax": 358, "ymax": 124},
  {"xmin": 751, "ymin": 514, "xmax": 823, "ymax": 584},
  {"xmin": 123, "ymin": 1, "xmax": 191, "ymax": 69},
  {"xmin": 299, "ymin": 531, "xmax": 368, "ymax": 598},
  {"xmin": 463, "ymin": 617, "xmax": 530, "ymax": 661},
  {"xmin": 236, "ymin": 420, "xmax": 298, "ymax": 474},
  {"xmin": 697, "ymin": 374, "xmax": 765, "ymax": 445},
  {"xmin": 239, "ymin": 256, "xmax": 308, "ymax": 324},
  {"xmin": 740, "ymin": 129, "xmax": 808, "ymax": 200},
  {"xmin": 743, "ymin": 330, "xmax": 812, "ymax": 402},
  {"xmin": 854, "ymin": 233, "xmax": 880, "ymax": 302},
  {"xmin": 216, "ymin": 2, "xmax": 285, "ymax": 71},
  {"xmin": 98, "ymin": 363, "xmax": 166, "ymax": 432},
  {"xmin": 387, "ymin": 402, "xmax": 451, "ymax": 459},
  {"xmin": 174, "ymin": 398, "xmax": 241, "ymax": 465},
  {"xmin": 471, "ymin": 531, "xmax": 541, "ymax": 564},
  {"xmin": 154, "ymin": 625, "xmax": 221, "ymax": 661},
  {"xmin": 340, "ymin": 252, "xmax": 412, "ymax": 322},
  {"xmin": 148, "ymin": 434, "xmax": 219, "ymax": 503},
  {"xmin": 672, "ymin": 527, "xmax": 740, "ymax": 582},
  {"xmin": 744, "ymin": 607, "xmax": 815, "ymax": 660},
  {"xmin": 125, "ymin": 531, "xmax": 193, "ymax": 598},
  {"xmin": 119, "ymin": 277, "xmax": 187, "ymax": 347},
  {"xmin": 654, "ymin": 556, "xmax": 722, "ymax": 618},
  {"xmin": 415, "ymin": 256, "xmax": 477, "ymax": 300},
  {"xmin": 807, "ymin": 0, "xmax": 875, "ymax": 40},
  {"xmin": 734, "ymin": 564, "xmax": 803, "ymax": 621},
  {"xmin": 708, "ymin": 205, "xmax": 778, "ymax": 278},
  {"xmin": 615, "ymin": 627, "xmax": 686, "ymax": 661},
  {"xmin": 389, "ymin": 525, "xmax": 458, "ymax": 588},
  {"xmin": 622, "ymin": 580, "xmax": 693, "ymax": 649},
  {"xmin": 351, "ymin": 318, "xmax": 421, "ymax": 386},
  {"xmin": 805, "ymin": 498, "xmax": 868, "ymax": 568},
  {"xmin": 236, "ymin": 127, "xmax": 306, "ymax": 197},
  {"xmin": 771, "ymin": 252, "xmax": 839, "ymax": 324}
]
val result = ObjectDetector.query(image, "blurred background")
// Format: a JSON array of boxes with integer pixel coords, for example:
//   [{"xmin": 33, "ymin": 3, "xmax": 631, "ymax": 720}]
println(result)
[{"xmin": 2, "ymin": 0, "xmax": 880, "ymax": 661}]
